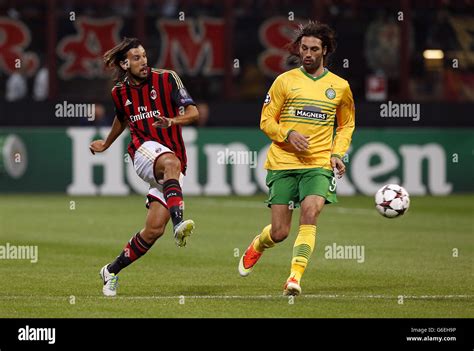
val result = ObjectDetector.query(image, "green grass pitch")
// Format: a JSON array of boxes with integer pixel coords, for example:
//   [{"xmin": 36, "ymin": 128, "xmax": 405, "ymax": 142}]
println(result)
[{"xmin": 0, "ymin": 194, "xmax": 472, "ymax": 318}]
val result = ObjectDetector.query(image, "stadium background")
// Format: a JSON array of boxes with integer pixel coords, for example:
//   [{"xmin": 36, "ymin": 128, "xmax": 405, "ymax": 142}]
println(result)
[{"xmin": 0, "ymin": 0, "xmax": 472, "ymax": 321}]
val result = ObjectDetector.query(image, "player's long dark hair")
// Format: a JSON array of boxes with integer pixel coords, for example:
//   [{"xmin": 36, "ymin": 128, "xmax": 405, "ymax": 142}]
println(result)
[
  {"xmin": 286, "ymin": 21, "xmax": 337, "ymax": 67},
  {"xmin": 103, "ymin": 37, "xmax": 142, "ymax": 83}
]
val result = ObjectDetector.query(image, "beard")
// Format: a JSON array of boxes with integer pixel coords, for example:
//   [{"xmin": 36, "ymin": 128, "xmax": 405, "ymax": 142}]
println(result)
[
  {"xmin": 129, "ymin": 68, "xmax": 148, "ymax": 82},
  {"xmin": 302, "ymin": 55, "xmax": 323, "ymax": 73}
]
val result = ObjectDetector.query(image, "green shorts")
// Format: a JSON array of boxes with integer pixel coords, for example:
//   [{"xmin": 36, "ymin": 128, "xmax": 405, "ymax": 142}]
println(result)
[{"xmin": 265, "ymin": 168, "xmax": 337, "ymax": 208}]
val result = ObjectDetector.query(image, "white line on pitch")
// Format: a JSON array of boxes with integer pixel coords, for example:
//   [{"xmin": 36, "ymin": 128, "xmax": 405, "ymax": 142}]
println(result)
[{"xmin": 0, "ymin": 294, "xmax": 471, "ymax": 300}]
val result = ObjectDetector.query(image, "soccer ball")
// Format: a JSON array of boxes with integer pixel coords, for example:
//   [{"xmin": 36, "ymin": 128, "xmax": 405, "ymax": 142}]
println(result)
[{"xmin": 375, "ymin": 184, "xmax": 410, "ymax": 218}]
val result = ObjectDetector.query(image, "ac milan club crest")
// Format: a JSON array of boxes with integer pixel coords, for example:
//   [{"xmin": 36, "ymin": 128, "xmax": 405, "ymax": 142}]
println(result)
[{"xmin": 150, "ymin": 89, "xmax": 157, "ymax": 100}]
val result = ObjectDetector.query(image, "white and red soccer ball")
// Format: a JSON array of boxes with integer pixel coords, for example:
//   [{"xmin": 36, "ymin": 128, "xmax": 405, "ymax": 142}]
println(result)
[{"xmin": 375, "ymin": 184, "xmax": 410, "ymax": 218}]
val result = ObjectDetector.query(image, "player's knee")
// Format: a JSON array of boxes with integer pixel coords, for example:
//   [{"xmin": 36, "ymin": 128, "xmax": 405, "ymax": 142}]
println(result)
[
  {"xmin": 142, "ymin": 225, "xmax": 165, "ymax": 243},
  {"xmin": 301, "ymin": 206, "xmax": 322, "ymax": 224},
  {"xmin": 270, "ymin": 226, "xmax": 290, "ymax": 243},
  {"xmin": 162, "ymin": 156, "xmax": 181, "ymax": 175}
]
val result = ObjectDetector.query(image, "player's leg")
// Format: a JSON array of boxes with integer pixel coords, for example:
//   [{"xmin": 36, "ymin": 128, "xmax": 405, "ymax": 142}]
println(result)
[
  {"xmin": 154, "ymin": 152, "xmax": 195, "ymax": 247},
  {"xmin": 295, "ymin": 194, "xmax": 325, "ymax": 278},
  {"xmin": 283, "ymin": 195, "xmax": 324, "ymax": 296},
  {"xmin": 239, "ymin": 170, "xmax": 296, "ymax": 277},
  {"xmin": 100, "ymin": 201, "xmax": 169, "ymax": 297},
  {"xmin": 284, "ymin": 169, "xmax": 336, "ymax": 296},
  {"xmin": 238, "ymin": 205, "xmax": 292, "ymax": 277},
  {"xmin": 139, "ymin": 201, "xmax": 170, "ymax": 244},
  {"xmin": 106, "ymin": 201, "xmax": 169, "ymax": 274}
]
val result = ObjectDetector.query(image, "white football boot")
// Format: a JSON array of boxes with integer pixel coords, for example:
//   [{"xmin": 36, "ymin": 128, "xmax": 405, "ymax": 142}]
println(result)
[
  {"xmin": 173, "ymin": 219, "xmax": 195, "ymax": 247},
  {"xmin": 99, "ymin": 265, "xmax": 119, "ymax": 297}
]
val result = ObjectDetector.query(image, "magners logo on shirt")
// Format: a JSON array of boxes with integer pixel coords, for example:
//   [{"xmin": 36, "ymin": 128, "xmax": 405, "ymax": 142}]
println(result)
[{"xmin": 294, "ymin": 106, "xmax": 327, "ymax": 120}]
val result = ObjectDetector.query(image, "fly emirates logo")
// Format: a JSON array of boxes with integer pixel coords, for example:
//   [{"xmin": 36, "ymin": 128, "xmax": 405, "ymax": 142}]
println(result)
[{"xmin": 129, "ymin": 106, "xmax": 161, "ymax": 123}]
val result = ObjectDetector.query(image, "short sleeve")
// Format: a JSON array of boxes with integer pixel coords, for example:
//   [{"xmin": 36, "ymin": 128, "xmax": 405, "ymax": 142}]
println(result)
[
  {"xmin": 167, "ymin": 71, "xmax": 195, "ymax": 108},
  {"xmin": 111, "ymin": 87, "xmax": 126, "ymax": 122}
]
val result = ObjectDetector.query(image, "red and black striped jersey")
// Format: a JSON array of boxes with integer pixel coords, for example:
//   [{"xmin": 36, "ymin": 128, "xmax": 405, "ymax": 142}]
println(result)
[{"xmin": 110, "ymin": 68, "xmax": 195, "ymax": 174}]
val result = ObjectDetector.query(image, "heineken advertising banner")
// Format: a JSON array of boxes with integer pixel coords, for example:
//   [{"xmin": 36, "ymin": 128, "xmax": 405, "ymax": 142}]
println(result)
[{"xmin": 0, "ymin": 127, "xmax": 471, "ymax": 195}]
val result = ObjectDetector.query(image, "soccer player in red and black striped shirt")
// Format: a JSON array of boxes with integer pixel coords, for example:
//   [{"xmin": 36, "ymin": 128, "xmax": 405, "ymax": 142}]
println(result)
[{"xmin": 90, "ymin": 38, "xmax": 199, "ymax": 296}]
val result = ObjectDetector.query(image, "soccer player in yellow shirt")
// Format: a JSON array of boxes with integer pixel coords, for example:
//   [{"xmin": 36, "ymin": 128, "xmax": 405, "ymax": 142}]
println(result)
[{"xmin": 238, "ymin": 21, "xmax": 355, "ymax": 296}]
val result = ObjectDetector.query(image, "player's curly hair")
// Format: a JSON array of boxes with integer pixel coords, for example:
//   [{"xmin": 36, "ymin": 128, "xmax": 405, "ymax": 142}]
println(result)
[
  {"xmin": 286, "ymin": 21, "xmax": 337, "ymax": 67},
  {"xmin": 103, "ymin": 37, "xmax": 142, "ymax": 83}
]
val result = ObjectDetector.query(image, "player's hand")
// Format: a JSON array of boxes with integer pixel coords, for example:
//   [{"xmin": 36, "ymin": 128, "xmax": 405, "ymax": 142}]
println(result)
[
  {"xmin": 153, "ymin": 116, "xmax": 173, "ymax": 128},
  {"xmin": 89, "ymin": 140, "xmax": 108, "ymax": 155},
  {"xmin": 287, "ymin": 130, "xmax": 309, "ymax": 152},
  {"xmin": 331, "ymin": 156, "xmax": 346, "ymax": 178}
]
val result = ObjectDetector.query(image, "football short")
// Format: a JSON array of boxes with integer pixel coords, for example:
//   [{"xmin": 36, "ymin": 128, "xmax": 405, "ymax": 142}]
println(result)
[
  {"xmin": 265, "ymin": 168, "xmax": 337, "ymax": 208},
  {"xmin": 133, "ymin": 140, "xmax": 184, "ymax": 209}
]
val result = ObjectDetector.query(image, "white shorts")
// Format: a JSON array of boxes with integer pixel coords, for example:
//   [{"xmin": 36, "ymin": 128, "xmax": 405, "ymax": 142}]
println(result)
[{"xmin": 133, "ymin": 141, "xmax": 184, "ymax": 209}]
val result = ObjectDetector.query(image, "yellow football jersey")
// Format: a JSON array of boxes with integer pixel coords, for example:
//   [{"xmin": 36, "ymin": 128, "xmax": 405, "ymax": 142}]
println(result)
[{"xmin": 260, "ymin": 67, "xmax": 355, "ymax": 170}]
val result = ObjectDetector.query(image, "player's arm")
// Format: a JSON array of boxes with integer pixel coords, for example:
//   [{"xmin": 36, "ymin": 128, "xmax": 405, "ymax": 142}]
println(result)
[
  {"xmin": 153, "ymin": 105, "xmax": 199, "ymax": 128},
  {"xmin": 153, "ymin": 71, "xmax": 199, "ymax": 128},
  {"xmin": 260, "ymin": 76, "xmax": 290, "ymax": 143},
  {"xmin": 260, "ymin": 77, "xmax": 309, "ymax": 150},
  {"xmin": 331, "ymin": 84, "xmax": 355, "ymax": 177},
  {"xmin": 89, "ymin": 116, "xmax": 127, "ymax": 154}
]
